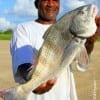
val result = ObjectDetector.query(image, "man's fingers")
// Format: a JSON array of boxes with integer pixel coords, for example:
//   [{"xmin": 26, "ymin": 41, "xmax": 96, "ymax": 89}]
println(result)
[
  {"xmin": 33, "ymin": 79, "xmax": 56, "ymax": 94},
  {"xmin": 47, "ymin": 80, "xmax": 56, "ymax": 86}
]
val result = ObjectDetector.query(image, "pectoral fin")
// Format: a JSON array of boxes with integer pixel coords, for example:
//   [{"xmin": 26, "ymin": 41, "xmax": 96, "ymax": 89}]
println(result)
[{"xmin": 76, "ymin": 45, "xmax": 90, "ymax": 72}]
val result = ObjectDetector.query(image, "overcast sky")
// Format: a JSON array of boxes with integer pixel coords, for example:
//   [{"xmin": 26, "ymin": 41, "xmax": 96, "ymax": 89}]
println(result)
[{"xmin": 0, "ymin": 0, "xmax": 99, "ymax": 31}]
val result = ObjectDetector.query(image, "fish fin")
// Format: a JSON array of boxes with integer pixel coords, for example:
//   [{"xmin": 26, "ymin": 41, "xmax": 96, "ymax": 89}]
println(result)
[
  {"xmin": 76, "ymin": 45, "xmax": 90, "ymax": 72},
  {"xmin": 43, "ymin": 25, "xmax": 55, "ymax": 39},
  {"xmin": 43, "ymin": 27, "xmax": 50, "ymax": 39},
  {"xmin": 0, "ymin": 90, "xmax": 5, "ymax": 98},
  {"xmin": 0, "ymin": 88, "xmax": 11, "ymax": 99},
  {"xmin": 0, "ymin": 88, "xmax": 17, "ymax": 100}
]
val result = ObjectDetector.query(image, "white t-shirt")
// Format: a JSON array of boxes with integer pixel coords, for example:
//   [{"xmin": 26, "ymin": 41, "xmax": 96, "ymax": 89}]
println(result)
[{"xmin": 10, "ymin": 21, "xmax": 78, "ymax": 100}]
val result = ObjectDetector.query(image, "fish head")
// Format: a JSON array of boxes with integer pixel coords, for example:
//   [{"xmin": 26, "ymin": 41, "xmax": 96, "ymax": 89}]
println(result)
[{"xmin": 69, "ymin": 4, "xmax": 98, "ymax": 38}]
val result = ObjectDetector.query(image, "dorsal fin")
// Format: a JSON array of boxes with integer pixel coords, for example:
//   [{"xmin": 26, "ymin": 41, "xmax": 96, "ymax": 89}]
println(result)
[{"xmin": 43, "ymin": 26, "xmax": 52, "ymax": 40}]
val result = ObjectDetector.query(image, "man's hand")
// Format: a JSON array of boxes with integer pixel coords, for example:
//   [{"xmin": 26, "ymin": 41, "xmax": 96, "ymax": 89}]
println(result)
[
  {"xmin": 85, "ymin": 15, "xmax": 100, "ymax": 55},
  {"xmin": 33, "ymin": 79, "xmax": 56, "ymax": 94},
  {"xmin": 95, "ymin": 15, "xmax": 100, "ymax": 37}
]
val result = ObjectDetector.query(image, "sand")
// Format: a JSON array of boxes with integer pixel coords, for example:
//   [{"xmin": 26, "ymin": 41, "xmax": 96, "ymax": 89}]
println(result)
[{"xmin": 0, "ymin": 40, "xmax": 100, "ymax": 100}]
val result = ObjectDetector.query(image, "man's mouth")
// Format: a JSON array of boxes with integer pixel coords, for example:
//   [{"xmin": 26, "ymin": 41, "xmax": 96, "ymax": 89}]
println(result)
[{"xmin": 46, "ymin": 7, "xmax": 57, "ymax": 13}]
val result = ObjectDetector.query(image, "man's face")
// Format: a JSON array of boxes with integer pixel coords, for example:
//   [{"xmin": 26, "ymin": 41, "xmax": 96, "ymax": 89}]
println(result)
[{"xmin": 37, "ymin": 0, "xmax": 60, "ymax": 21}]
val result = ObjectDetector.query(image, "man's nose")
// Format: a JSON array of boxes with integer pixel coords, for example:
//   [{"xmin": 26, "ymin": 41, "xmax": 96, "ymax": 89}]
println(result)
[{"xmin": 47, "ymin": 0, "xmax": 55, "ymax": 7}]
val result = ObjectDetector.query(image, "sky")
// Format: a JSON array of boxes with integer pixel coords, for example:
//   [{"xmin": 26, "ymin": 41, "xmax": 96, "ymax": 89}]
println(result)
[{"xmin": 0, "ymin": 0, "xmax": 100, "ymax": 31}]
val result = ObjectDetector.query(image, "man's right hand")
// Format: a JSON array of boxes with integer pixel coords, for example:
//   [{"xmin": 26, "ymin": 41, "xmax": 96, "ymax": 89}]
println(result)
[{"xmin": 33, "ymin": 79, "xmax": 56, "ymax": 94}]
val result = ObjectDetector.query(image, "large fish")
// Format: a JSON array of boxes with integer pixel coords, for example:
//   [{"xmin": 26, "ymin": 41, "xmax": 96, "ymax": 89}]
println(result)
[{"xmin": 0, "ymin": 4, "xmax": 98, "ymax": 100}]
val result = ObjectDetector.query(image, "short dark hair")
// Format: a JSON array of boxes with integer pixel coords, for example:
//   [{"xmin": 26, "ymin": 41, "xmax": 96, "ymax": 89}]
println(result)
[{"xmin": 34, "ymin": 0, "xmax": 40, "ymax": 8}]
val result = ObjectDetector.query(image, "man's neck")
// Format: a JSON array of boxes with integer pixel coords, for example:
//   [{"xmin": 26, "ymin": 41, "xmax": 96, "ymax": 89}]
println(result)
[{"xmin": 35, "ymin": 19, "xmax": 56, "ymax": 24}]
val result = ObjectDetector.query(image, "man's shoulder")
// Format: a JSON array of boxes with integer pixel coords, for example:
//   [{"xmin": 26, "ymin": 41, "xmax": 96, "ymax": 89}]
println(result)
[
  {"xmin": 16, "ymin": 20, "xmax": 39, "ymax": 32},
  {"xmin": 18, "ymin": 20, "xmax": 35, "ymax": 27}
]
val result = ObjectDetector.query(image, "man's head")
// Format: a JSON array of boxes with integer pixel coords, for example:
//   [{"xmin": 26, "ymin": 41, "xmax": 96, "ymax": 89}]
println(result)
[{"xmin": 34, "ymin": 0, "xmax": 60, "ymax": 24}]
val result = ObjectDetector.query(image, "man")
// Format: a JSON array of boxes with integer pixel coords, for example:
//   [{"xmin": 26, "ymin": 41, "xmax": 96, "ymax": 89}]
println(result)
[{"xmin": 10, "ymin": 0, "xmax": 100, "ymax": 100}]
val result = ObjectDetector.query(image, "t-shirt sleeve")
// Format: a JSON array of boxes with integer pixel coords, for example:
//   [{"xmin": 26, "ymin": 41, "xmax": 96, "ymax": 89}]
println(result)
[{"xmin": 10, "ymin": 24, "xmax": 36, "ymax": 78}]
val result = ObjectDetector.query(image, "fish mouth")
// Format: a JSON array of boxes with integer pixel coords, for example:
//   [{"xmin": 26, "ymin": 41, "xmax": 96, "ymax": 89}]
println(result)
[{"xmin": 91, "ymin": 4, "xmax": 98, "ymax": 18}]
